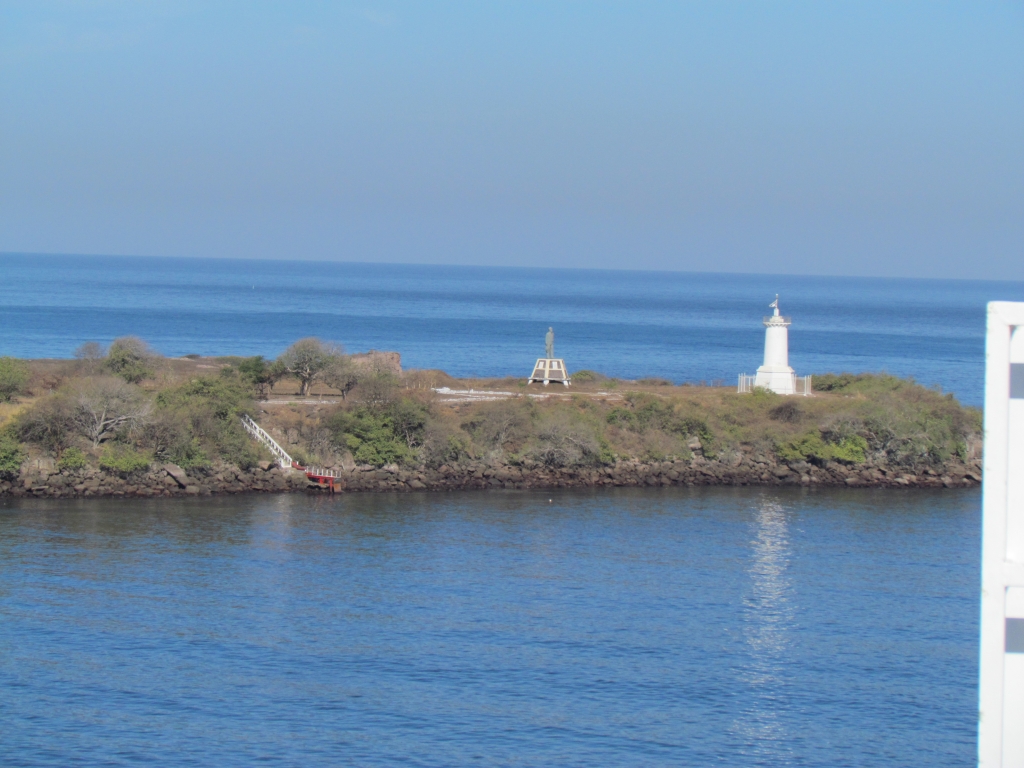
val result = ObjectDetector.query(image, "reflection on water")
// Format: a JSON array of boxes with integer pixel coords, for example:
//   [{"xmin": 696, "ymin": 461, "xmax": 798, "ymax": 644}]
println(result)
[
  {"xmin": 0, "ymin": 488, "xmax": 981, "ymax": 767},
  {"xmin": 734, "ymin": 496, "xmax": 796, "ymax": 759}
]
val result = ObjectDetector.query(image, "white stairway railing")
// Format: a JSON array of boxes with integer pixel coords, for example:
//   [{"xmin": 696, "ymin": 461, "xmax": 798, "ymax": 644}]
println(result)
[
  {"xmin": 241, "ymin": 414, "xmax": 293, "ymax": 468},
  {"xmin": 241, "ymin": 415, "xmax": 339, "ymax": 479}
]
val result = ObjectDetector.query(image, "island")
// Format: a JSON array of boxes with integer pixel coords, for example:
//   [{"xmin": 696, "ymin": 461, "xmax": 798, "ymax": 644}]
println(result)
[{"xmin": 0, "ymin": 337, "xmax": 982, "ymax": 499}]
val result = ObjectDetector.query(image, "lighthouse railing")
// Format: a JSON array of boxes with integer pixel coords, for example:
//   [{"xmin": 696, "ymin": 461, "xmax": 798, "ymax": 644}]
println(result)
[{"xmin": 737, "ymin": 374, "xmax": 756, "ymax": 394}]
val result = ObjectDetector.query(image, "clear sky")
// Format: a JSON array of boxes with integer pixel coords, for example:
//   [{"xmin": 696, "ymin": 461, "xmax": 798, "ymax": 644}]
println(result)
[{"xmin": 1, "ymin": 1, "xmax": 1021, "ymax": 279}]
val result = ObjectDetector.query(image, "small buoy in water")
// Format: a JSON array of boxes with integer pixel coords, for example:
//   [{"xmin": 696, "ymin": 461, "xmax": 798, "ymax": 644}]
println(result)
[{"xmin": 548, "ymin": 499, "xmax": 553, "ymax": 503}]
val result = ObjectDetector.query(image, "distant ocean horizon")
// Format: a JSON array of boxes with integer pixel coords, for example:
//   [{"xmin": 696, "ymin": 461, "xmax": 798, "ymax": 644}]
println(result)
[{"xmin": 3, "ymin": 252, "xmax": 1023, "ymax": 406}]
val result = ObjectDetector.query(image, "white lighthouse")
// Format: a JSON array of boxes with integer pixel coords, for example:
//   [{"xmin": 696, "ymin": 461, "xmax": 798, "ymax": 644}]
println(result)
[{"xmin": 739, "ymin": 296, "xmax": 811, "ymax": 396}]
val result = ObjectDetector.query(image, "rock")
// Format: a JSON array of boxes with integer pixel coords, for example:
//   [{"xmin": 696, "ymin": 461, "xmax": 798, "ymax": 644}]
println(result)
[
  {"xmin": 686, "ymin": 437, "xmax": 702, "ymax": 451},
  {"xmin": 258, "ymin": 460, "xmax": 272, "ymax": 471},
  {"xmin": 164, "ymin": 463, "xmax": 189, "ymax": 488},
  {"xmin": 185, "ymin": 485, "xmax": 200, "ymax": 495},
  {"xmin": 773, "ymin": 466, "xmax": 791, "ymax": 478}
]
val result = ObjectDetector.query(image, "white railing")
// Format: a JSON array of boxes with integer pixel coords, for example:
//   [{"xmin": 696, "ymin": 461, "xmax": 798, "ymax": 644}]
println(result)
[
  {"xmin": 304, "ymin": 465, "xmax": 339, "ymax": 479},
  {"xmin": 737, "ymin": 373, "xmax": 812, "ymax": 396},
  {"xmin": 241, "ymin": 414, "xmax": 293, "ymax": 468}
]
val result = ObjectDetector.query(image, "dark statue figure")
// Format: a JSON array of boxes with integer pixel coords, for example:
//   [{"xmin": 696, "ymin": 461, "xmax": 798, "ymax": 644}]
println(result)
[{"xmin": 545, "ymin": 327, "xmax": 554, "ymax": 358}]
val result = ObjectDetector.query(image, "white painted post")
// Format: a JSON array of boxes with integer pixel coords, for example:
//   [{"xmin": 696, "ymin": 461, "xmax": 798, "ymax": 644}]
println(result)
[{"xmin": 980, "ymin": 302, "xmax": 1024, "ymax": 766}]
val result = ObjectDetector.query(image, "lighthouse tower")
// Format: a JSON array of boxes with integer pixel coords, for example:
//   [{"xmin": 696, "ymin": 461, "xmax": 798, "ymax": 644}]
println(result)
[{"xmin": 753, "ymin": 296, "xmax": 797, "ymax": 394}]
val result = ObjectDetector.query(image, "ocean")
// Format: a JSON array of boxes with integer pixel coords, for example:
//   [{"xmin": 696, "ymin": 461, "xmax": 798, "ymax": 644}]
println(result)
[
  {"xmin": 0, "ymin": 488, "xmax": 979, "ymax": 767},
  {"xmin": 3, "ymin": 253, "xmax": 1023, "ymax": 405}
]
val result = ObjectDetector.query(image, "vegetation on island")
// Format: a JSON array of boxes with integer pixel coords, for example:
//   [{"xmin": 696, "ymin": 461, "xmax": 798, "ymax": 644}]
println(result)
[{"xmin": 0, "ymin": 337, "xmax": 982, "ymax": 486}]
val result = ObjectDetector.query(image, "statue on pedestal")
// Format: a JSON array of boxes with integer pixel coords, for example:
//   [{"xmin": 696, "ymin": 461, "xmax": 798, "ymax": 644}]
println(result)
[{"xmin": 529, "ymin": 326, "xmax": 571, "ymax": 386}]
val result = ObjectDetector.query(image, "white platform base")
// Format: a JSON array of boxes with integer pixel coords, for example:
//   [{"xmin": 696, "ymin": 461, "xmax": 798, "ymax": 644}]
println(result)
[
  {"xmin": 754, "ymin": 365, "xmax": 796, "ymax": 395},
  {"xmin": 528, "ymin": 358, "xmax": 570, "ymax": 386}
]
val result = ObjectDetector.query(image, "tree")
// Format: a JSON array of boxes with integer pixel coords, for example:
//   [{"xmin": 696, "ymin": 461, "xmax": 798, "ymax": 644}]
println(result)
[
  {"xmin": 106, "ymin": 336, "xmax": 156, "ymax": 384},
  {"xmin": 72, "ymin": 377, "xmax": 152, "ymax": 447},
  {"xmin": 74, "ymin": 341, "xmax": 106, "ymax": 374},
  {"xmin": 0, "ymin": 357, "xmax": 30, "ymax": 402},
  {"xmin": 277, "ymin": 338, "xmax": 344, "ymax": 396},
  {"xmin": 238, "ymin": 356, "xmax": 286, "ymax": 400},
  {"xmin": 322, "ymin": 356, "xmax": 359, "ymax": 400}
]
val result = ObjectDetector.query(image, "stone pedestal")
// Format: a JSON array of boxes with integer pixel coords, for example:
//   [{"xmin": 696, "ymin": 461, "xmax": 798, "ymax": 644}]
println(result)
[{"xmin": 528, "ymin": 359, "xmax": 571, "ymax": 386}]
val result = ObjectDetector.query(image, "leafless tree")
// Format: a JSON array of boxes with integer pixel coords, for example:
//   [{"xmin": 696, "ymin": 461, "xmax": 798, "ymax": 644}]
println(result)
[
  {"xmin": 74, "ymin": 341, "xmax": 106, "ymax": 375},
  {"xmin": 321, "ymin": 356, "xmax": 359, "ymax": 400},
  {"xmin": 473, "ymin": 400, "xmax": 531, "ymax": 454},
  {"xmin": 72, "ymin": 377, "xmax": 152, "ymax": 446}
]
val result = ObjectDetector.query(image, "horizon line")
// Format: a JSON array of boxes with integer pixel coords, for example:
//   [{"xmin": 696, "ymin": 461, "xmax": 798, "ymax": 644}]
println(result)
[{"xmin": 1, "ymin": 249, "xmax": 1020, "ymax": 286}]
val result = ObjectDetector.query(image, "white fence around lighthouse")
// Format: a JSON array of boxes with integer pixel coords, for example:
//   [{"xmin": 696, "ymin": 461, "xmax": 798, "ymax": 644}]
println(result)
[
  {"xmin": 737, "ymin": 373, "xmax": 812, "ymax": 396},
  {"xmin": 979, "ymin": 301, "xmax": 1024, "ymax": 767}
]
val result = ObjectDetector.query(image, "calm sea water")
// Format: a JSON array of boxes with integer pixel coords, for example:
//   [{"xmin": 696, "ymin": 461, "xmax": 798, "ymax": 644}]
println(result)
[
  {"xmin": 0, "ymin": 488, "xmax": 979, "ymax": 767},
  {"xmin": 2, "ymin": 253, "xmax": 1023, "ymax": 405}
]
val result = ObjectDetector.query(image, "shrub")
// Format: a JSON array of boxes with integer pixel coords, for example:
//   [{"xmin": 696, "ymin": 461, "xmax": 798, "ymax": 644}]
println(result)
[
  {"xmin": 0, "ymin": 357, "xmax": 30, "ymax": 402},
  {"xmin": 465, "ymin": 399, "xmax": 531, "ymax": 454},
  {"xmin": 0, "ymin": 433, "xmax": 26, "ymax": 478},
  {"xmin": 15, "ymin": 393, "xmax": 79, "ymax": 454},
  {"xmin": 106, "ymin": 337, "xmax": 157, "ymax": 384},
  {"xmin": 420, "ymin": 426, "xmax": 472, "ymax": 468},
  {"xmin": 57, "ymin": 447, "xmax": 89, "ymax": 471},
  {"xmin": 529, "ymin": 412, "xmax": 609, "ymax": 467},
  {"xmin": 99, "ymin": 444, "xmax": 151, "ymax": 474},
  {"xmin": 778, "ymin": 431, "xmax": 868, "ymax": 464},
  {"xmin": 327, "ymin": 407, "xmax": 412, "ymax": 467},
  {"xmin": 769, "ymin": 401, "xmax": 802, "ymax": 423},
  {"xmin": 155, "ymin": 377, "xmax": 258, "ymax": 468}
]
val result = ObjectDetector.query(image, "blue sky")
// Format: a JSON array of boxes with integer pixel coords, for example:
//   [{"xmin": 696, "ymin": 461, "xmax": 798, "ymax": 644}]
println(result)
[{"xmin": 1, "ymin": 1, "xmax": 1021, "ymax": 279}]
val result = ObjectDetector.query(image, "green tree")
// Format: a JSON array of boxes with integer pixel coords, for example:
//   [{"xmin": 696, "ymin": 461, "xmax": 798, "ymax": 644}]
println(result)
[
  {"xmin": 0, "ymin": 357, "xmax": 30, "ymax": 402},
  {"xmin": 237, "ymin": 356, "xmax": 285, "ymax": 400},
  {"xmin": 277, "ymin": 338, "xmax": 344, "ymax": 396},
  {"xmin": 106, "ymin": 337, "xmax": 156, "ymax": 384}
]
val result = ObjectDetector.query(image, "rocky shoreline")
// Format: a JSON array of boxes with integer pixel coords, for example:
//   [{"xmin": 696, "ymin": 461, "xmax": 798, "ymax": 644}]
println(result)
[{"xmin": 2, "ymin": 453, "xmax": 982, "ymax": 500}]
